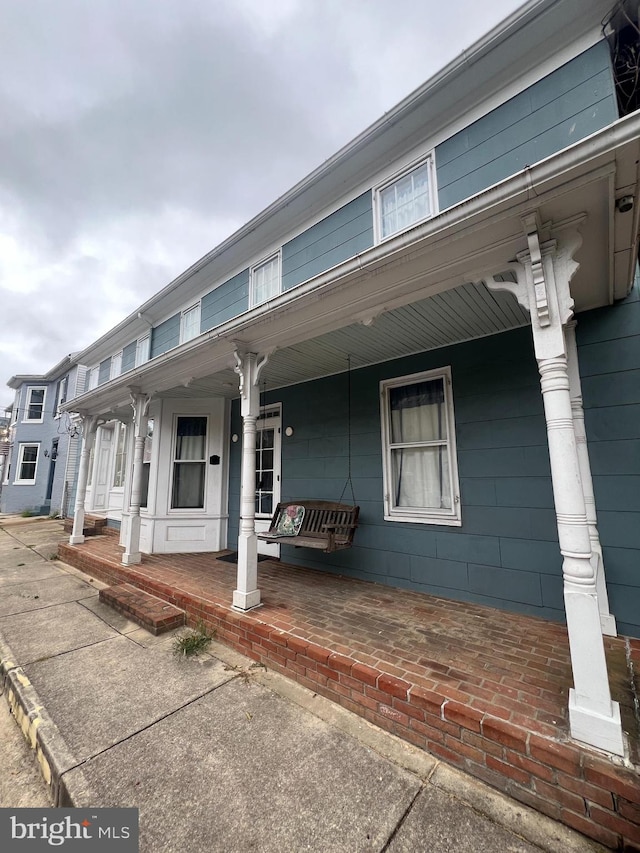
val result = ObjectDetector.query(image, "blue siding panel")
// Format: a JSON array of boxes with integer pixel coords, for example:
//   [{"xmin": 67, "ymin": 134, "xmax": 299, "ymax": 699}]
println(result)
[
  {"xmin": 282, "ymin": 193, "xmax": 373, "ymax": 291},
  {"xmin": 98, "ymin": 358, "xmax": 111, "ymax": 385},
  {"xmin": 121, "ymin": 341, "xmax": 137, "ymax": 374},
  {"xmin": 150, "ymin": 314, "xmax": 180, "ymax": 359},
  {"xmin": 436, "ymin": 42, "xmax": 617, "ymax": 210},
  {"xmin": 200, "ymin": 269, "xmax": 250, "ymax": 333}
]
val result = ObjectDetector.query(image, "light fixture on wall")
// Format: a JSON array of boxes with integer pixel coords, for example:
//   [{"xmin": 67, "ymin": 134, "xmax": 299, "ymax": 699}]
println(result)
[
  {"xmin": 616, "ymin": 195, "xmax": 634, "ymax": 213},
  {"xmin": 285, "ymin": 426, "xmax": 294, "ymax": 437}
]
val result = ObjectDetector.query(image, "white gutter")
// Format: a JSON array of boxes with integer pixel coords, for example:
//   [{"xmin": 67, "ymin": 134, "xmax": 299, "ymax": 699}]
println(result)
[{"xmin": 65, "ymin": 110, "xmax": 640, "ymax": 414}]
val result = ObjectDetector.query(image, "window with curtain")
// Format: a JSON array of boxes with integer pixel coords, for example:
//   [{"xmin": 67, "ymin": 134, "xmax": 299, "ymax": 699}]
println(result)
[
  {"xmin": 381, "ymin": 368, "xmax": 461, "ymax": 525},
  {"xmin": 377, "ymin": 157, "xmax": 435, "ymax": 241},
  {"xmin": 171, "ymin": 416, "xmax": 207, "ymax": 509},
  {"xmin": 250, "ymin": 254, "xmax": 280, "ymax": 306},
  {"xmin": 140, "ymin": 418, "xmax": 154, "ymax": 509},
  {"xmin": 180, "ymin": 303, "xmax": 201, "ymax": 343}
]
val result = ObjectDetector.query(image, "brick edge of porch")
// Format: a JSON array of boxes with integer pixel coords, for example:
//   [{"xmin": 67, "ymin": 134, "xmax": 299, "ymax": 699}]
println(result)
[{"xmin": 58, "ymin": 542, "xmax": 640, "ymax": 851}]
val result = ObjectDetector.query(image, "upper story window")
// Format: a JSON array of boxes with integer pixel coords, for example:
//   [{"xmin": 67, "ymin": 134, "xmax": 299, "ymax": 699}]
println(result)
[
  {"xmin": 380, "ymin": 367, "xmax": 461, "ymax": 526},
  {"xmin": 136, "ymin": 335, "xmax": 150, "ymax": 367},
  {"xmin": 88, "ymin": 367, "xmax": 99, "ymax": 391},
  {"xmin": 24, "ymin": 387, "xmax": 46, "ymax": 422},
  {"xmin": 376, "ymin": 157, "xmax": 436, "ymax": 242},
  {"xmin": 250, "ymin": 253, "xmax": 281, "ymax": 307},
  {"xmin": 54, "ymin": 376, "xmax": 68, "ymax": 417},
  {"xmin": 180, "ymin": 303, "xmax": 201, "ymax": 343},
  {"xmin": 14, "ymin": 443, "xmax": 39, "ymax": 484},
  {"xmin": 111, "ymin": 351, "xmax": 122, "ymax": 379}
]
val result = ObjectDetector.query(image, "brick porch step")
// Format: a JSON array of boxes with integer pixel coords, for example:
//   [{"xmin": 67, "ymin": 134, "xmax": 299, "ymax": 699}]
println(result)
[
  {"xmin": 63, "ymin": 515, "xmax": 108, "ymax": 537},
  {"xmin": 99, "ymin": 583, "xmax": 185, "ymax": 635}
]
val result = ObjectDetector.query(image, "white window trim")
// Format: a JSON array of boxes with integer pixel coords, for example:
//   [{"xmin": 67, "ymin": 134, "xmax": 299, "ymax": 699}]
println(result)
[
  {"xmin": 373, "ymin": 154, "xmax": 437, "ymax": 245},
  {"xmin": 22, "ymin": 386, "xmax": 47, "ymax": 423},
  {"xmin": 110, "ymin": 351, "xmax": 123, "ymax": 380},
  {"xmin": 380, "ymin": 366, "xmax": 461, "ymax": 526},
  {"xmin": 54, "ymin": 376, "xmax": 69, "ymax": 418},
  {"xmin": 249, "ymin": 250, "xmax": 282, "ymax": 308},
  {"xmin": 88, "ymin": 366, "xmax": 99, "ymax": 391},
  {"xmin": 169, "ymin": 414, "xmax": 209, "ymax": 513},
  {"xmin": 14, "ymin": 442, "xmax": 40, "ymax": 485},
  {"xmin": 136, "ymin": 335, "xmax": 150, "ymax": 367},
  {"xmin": 180, "ymin": 302, "xmax": 201, "ymax": 344}
]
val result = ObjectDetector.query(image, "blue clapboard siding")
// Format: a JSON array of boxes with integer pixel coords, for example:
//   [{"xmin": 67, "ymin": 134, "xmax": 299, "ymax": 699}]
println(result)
[
  {"xmin": 436, "ymin": 41, "xmax": 618, "ymax": 210},
  {"xmin": 281, "ymin": 192, "xmax": 373, "ymax": 292},
  {"xmin": 150, "ymin": 314, "xmax": 180, "ymax": 359},
  {"xmin": 200, "ymin": 269, "xmax": 250, "ymax": 333},
  {"xmin": 98, "ymin": 357, "xmax": 111, "ymax": 386},
  {"xmin": 228, "ymin": 292, "xmax": 640, "ymax": 638},
  {"xmin": 121, "ymin": 341, "xmax": 137, "ymax": 374},
  {"xmin": 577, "ymin": 279, "xmax": 640, "ymax": 637}
]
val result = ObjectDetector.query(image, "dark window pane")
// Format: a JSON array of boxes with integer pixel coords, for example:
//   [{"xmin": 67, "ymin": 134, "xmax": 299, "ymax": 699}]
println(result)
[
  {"xmin": 175, "ymin": 416, "xmax": 206, "ymax": 460},
  {"xmin": 172, "ymin": 462, "xmax": 205, "ymax": 508}
]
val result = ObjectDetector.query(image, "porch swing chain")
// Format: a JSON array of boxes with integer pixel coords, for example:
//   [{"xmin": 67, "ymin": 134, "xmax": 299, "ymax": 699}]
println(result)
[{"xmin": 338, "ymin": 355, "xmax": 356, "ymax": 505}]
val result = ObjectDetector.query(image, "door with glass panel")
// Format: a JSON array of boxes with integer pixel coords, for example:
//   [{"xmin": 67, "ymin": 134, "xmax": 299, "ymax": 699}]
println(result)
[
  {"xmin": 89, "ymin": 425, "xmax": 113, "ymax": 511},
  {"xmin": 255, "ymin": 405, "xmax": 282, "ymax": 557}
]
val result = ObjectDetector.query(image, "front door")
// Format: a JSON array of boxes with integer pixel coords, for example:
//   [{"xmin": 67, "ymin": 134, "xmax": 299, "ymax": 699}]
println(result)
[
  {"xmin": 255, "ymin": 405, "xmax": 282, "ymax": 557},
  {"xmin": 44, "ymin": 438, "xmax": 59, "ymax": 507}
]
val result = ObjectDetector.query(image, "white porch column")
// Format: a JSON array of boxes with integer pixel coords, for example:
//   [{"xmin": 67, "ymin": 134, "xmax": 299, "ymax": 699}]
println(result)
[
  {"xmin": 122, "ymin": 392, "xmax": 150, "ymax": 566},
  {"xmin": 488, "ymin": 215, "xmax": 623, "ymax": 756},
  {"xmin": 565, "ymin": 321, "xmax": 617, "ymax": 636},
  {"xmin": 69, "ymin": 415, "xmax": 99, "ymax": 545},
  {"xmin": 232, "ymin": 350, "xmax": 268, "ymax": 610}
]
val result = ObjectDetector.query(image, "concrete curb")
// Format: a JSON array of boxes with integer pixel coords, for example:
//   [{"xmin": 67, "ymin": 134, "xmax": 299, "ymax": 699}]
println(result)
[{"xmin": 0, "ymin": 631, "xmax": 99, "ymax": 807}]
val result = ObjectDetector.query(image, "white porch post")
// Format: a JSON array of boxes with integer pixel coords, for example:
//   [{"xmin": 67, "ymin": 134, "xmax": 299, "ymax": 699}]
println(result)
[
  {"xmin": 69, "ymin": 415, "xmax": 98, "ymax": 545},
  {"xmin": 232, "ymin": 350, "xmax": 268, "ymax": 610},
  {"xmin": 565, "ymin": 321, "xmax": 617, "ymax": 637},
  {"xmin": 122, "ymin": 392, "xmax": 150, "ymax": 566},
  {"xmin": 488, "ymin": 215, "xmax": 623, "ymax": 756}
]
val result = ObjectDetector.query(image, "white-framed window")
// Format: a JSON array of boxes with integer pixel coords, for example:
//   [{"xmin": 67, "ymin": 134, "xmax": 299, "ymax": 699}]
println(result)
[
  {"xmin": 170, "ymin": 415, "xmax": 207, "ymax": 510},
  {"xmin": 54, "ymin": 376, "xmax": 68, "ymax": 417},
  {"xmin": 110, "ymin": 351, "xmax": 123, "ymax": 379},
  {"xmin": 375, "ymin": 156, "xmax": 436, "ymax": 242},
  {"xmin": 112, "ymin": 422, "xmax": 127, "ymax": 488},
  {"xmin": 136, "ymin": 335, "xmax": 150, "ymax": 367},
  {"xmin": 23, "ymin": 387, "xmax": 46, "ymax": 422},
  {"xmin": 380, "ymin": 367, "xmax": 461, "ymax": 525},
  {"xmin": 88, "ymin": 367, "xmax": 99, "ymax": 391},
  {"xmin": 250, "ymin": 253, "xmax": 281, "ymax": 307},
  {"xmin": 3, "ymin": 453, "xmax": 11, "ymax": 484},
  {"xmin": 140, "ymin": 417, "xmax": 154, "ymax": 509},
  {"xmin": 14, "ymin": 443, "xmax": 39, "ymax": 485},
  {"xmin": 180, "ymin": 303, "xmax": 201, "ymax": 343}
]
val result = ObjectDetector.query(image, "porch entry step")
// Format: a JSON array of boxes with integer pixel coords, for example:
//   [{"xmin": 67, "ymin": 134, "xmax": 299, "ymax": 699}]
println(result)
[
  {"xmin": 63, "ymin": 515, "xmax": 108, "ymax": 537},
  {"xmin": 99, "ymin": 583, "xmax": 185, "ymax": 635}
]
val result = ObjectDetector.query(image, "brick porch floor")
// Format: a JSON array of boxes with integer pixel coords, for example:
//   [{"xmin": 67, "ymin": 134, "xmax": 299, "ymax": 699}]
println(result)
[{"xmin": 58, "ymin": 536, "xmax": 640, "ymax": 850}]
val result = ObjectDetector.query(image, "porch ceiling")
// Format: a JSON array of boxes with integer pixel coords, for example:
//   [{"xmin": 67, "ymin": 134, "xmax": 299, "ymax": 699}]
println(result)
[{"xmin": 159, "ymin": 281, "xmax": 530, "ymax": 400}]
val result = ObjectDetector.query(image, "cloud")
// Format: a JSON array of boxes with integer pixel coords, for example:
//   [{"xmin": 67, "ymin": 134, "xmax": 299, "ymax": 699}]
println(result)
[{"xmin": 0, "ymin": 0, "xmax": 523, "ymax": 408}]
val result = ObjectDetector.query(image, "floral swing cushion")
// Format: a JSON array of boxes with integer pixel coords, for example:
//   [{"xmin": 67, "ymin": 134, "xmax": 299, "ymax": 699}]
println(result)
[{"xmin": 274, "ymin": 504, "xmax": 306, "ymax": 536}]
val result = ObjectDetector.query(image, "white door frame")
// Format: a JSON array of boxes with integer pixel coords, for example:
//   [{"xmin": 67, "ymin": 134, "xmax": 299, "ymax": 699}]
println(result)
[{"xmin": 255, "ymin": 404, "xmax": 282, "ymax": 557}]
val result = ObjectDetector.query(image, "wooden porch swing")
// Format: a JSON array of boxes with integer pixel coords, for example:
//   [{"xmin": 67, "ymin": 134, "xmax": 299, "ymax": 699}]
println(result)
[{"xmin": 257, "ymin": 357, "xmax": 360, "ymax": 553}]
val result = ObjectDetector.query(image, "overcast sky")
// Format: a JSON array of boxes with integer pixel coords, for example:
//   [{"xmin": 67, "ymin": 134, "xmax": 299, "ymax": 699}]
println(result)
[{"xmin": 0, "ymin": 0, "xmax": 525, "ymax": 410}]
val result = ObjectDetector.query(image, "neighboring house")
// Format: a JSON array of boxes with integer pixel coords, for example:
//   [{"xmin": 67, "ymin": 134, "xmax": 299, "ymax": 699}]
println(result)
[
  {"xmin": 63, "ymin": 0, "xmax": 640, "ymax": 758},
  {"xmin": 1, "ymin": 356, "xmax": 85, "ymax": 517},
  {"xmin": 0, "ymin": 407, "xmax": 10, "ymax": 488}
]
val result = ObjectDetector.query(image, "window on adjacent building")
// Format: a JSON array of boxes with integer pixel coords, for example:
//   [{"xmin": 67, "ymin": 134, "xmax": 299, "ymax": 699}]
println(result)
[
  {"xmin": 14, "ymin": 443, "xmax": 39, "ymax": 484},
  {"xmin": 135, "ymin": 335, "xmax": 150, "ymax": 367},
  {"xmin": 250, "ymin": 253, "xmax": 280, "ymax": 307},
  {"xmin": 180, "ymin": 303, "xmax": 201, "ymax": 343},
  {"xmin": 112, "ymin": 422, "xmax": 128, "ymax": 488},
  {"xmin": 376, "ymin": 157, "xmax": 436, "ymax": 241},
  {"xmin": 380, "ymin": 367, "xmax": 461, "ymax": 525},
  {"xmin": 54, "ymin": 376, "xmax": 68, "ymax": 417},
  {"xmin": 24, "ymin": 387, "xmax": 46, "ymax": 422},
  {"xmin": 111, "ymin": 351, "xmax": 122, "ymax": 379},
  {"xmin": 171, "ymin": 416, "xmax": 207, "ymax": 509}
]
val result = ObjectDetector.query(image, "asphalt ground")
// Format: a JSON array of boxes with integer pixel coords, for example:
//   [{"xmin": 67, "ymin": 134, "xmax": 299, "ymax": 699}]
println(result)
[{"xmin": 0, "ymin": 518, "xmax": 606, "ymax": 853}]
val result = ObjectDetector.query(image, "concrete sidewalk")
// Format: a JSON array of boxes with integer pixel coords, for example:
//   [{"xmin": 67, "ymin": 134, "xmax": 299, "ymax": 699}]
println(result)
[{"xmin": 0, "ymin": 519, "xmax": 604, "ymax": 853}]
